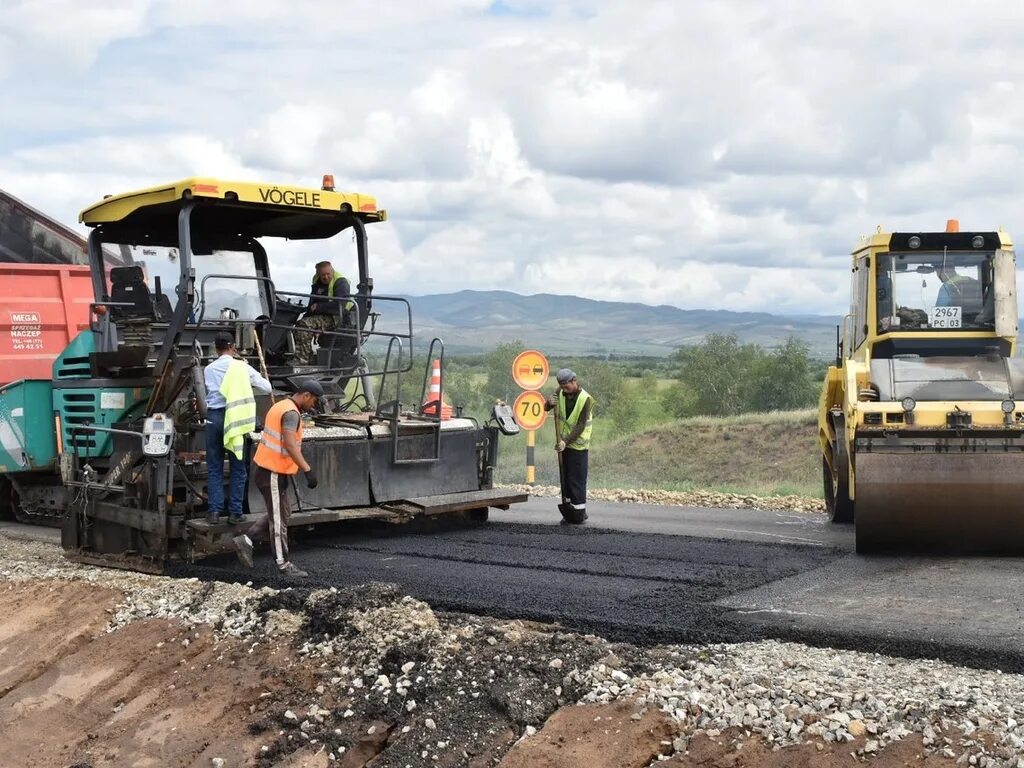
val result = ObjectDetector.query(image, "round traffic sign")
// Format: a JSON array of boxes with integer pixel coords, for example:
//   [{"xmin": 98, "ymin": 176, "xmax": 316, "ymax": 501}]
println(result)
[
  {"xmin": 513, "ymin": 390, "xmax": 548, "ymax": 431},
  {"xmin": 512, "ymin": 350, "xmax": 549, "ymax": 391}
]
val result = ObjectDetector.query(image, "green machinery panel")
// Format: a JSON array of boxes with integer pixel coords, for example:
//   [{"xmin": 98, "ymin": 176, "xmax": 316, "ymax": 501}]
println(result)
[
  {"xmin": 52, "ymin": 331, "xmax": 150, "ymax": 458},
  {"xmin": 54, "ymin": 386, "xmax": 148, "ymax": 458},
  {"xmin": 0, "ymin": 380, "xmax": 57, "ymax": 473}
]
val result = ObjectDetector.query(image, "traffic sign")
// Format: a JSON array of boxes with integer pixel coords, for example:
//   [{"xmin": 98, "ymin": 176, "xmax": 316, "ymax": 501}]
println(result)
[
  {"xmin": 513, "ymin": 390, "xmax": 548, "ymax": 431},
  {"xmin": 512, "ymin": 349, "xmax": 549, "ymax": 391}
]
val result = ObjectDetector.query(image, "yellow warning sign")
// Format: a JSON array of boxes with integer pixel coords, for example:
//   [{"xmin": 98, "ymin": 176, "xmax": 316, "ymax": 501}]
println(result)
[
  {"xmin": 513, "ymin": 390, "xmax": 548, "ymax": 431},
  {"xmin": 512, "ymin": 350, "xmax": 549, "ymax": 391}
]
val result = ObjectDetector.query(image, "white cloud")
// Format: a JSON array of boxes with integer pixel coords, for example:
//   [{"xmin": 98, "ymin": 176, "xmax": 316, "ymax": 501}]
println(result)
[
  {"xmin": 0, "ymin": 1, "xmax": 150, "ymax": 75},
  {"xmin": 5, "ymin": 0, "xmax": 1024, "ymax": 319}
]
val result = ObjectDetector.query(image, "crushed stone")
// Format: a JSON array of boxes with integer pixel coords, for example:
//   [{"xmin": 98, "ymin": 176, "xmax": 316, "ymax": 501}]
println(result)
[{"xmin": 2, "ymin": 531, "xmax": 1021, "ymax": 766}]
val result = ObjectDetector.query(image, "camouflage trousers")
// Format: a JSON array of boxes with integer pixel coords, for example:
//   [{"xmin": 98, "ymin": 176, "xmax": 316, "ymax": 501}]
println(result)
[{"xmin": 293, "ymin": 313, "xmax": 337, "ymax": 364}]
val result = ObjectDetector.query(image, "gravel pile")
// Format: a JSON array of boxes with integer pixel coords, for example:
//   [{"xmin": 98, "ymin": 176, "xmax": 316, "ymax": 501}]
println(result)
[
  {"xmin": 249, "ymin": 584, "xmax": 609, "ymax": 766},
  {"xmin": 573, "ymin": 640, "xmax": 1024, "ymax": 766},
  {"xmin": 0, "ymin": 535, "xmax": 275, "ymax": 639},
  {"xmin": 502, "ymin": 484, "xmax": 825, "ymax": 514}
]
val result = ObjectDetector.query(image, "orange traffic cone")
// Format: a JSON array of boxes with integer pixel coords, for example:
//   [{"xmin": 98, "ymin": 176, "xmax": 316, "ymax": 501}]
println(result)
[{"xmin": 422, "ymin": 359, "xmax": 453, "ymax": 419}]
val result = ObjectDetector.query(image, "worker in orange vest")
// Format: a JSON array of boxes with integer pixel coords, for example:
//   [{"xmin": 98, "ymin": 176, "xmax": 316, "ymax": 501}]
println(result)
[{"xmin": 233, "ymin": 379, "xmax": 323, "ymax": 579}]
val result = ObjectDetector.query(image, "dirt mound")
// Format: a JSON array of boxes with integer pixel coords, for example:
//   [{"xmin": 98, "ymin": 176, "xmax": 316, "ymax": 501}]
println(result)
[
  {"xmin": 0, "ymin": 579, "xmax": 296, "ymax": 767},
  {"xmin": 0, "ymin": 537, "xmax": 996, "ymax": 767},
  {"xmin": 0, "ymin": 580, "xmax": 120, "ymax": 697},
  {"xmin": 499, "ymin": 702, "xmax": 959, "ymax": 768},
  {"xmin": 500, "ymin": 699, "xmax": 679, "ymax": 767},
  {"xmin": 0, "ymin": 577, "xmax": 970, "ymax": 768},
  {"xmin": 668, "ymin": 732, "xmax": 955, "ymax": 766}
]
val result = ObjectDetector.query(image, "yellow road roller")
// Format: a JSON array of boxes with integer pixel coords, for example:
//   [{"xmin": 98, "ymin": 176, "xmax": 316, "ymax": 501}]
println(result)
[{"xmin": 819, "ymin": 220, "xmax": 1024, "ymax": 553}]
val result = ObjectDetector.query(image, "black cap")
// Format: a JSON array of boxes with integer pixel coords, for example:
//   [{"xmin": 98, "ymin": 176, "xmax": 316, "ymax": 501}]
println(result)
[
  {"xmin": 214, "ymin": 332, "xmax": 235, "ymax": 351},
  {"xmin": 296, "ymin": 378, "xmax": 325, "ymax": 397}
]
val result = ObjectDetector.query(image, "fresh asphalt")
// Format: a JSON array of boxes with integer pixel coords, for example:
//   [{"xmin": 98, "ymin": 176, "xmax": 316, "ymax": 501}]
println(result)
[
  {"xmin": 5, "ymin": 497, "xmax": 1019, "ymax": 670},
  {"xmin": 171, "ymin": 497, "xmax": 1024, "ymax": 672},
  {"xmin": 515, "ymin": 499, "xmax": 1024, "ymax": 670}
]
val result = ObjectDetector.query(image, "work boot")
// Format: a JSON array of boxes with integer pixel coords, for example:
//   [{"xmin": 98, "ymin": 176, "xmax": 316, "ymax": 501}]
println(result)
[
  {"xmin": 278, "ymin": 562, "xmax": 308, "ymax": 580},
  {"xmin": 227, "ymin": 513, "xmax": 245, "ymax": 526},
  {"xmin": 207, "ymin": 510, "xmax": 222, "ymax": 525},
  {"xmin": 232, "ymin": 534, "xmax": 254, "ymax": 568}
]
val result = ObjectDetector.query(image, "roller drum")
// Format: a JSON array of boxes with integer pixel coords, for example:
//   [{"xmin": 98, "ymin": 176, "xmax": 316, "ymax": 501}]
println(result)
[{"xmin": 855, "ymin": 450, "xmax": 1024, "ymax": 554}]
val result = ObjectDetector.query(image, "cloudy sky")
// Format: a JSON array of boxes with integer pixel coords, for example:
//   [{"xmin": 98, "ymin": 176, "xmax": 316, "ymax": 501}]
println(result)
[{"xmin": 2, "ymin": 0, "xmax": 1023, "ymax": 315}]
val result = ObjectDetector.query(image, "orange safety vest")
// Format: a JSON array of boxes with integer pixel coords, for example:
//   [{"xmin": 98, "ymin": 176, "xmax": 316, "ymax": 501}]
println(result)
[{"xmin": 253, "ymin": 399, "xmax": 304, "ymax": 474}]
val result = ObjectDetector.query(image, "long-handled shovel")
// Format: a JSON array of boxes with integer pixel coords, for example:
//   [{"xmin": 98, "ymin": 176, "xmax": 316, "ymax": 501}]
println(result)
[
  {"xmin": 552, "ymin": 393, "xmax": 574, "ymax": 521},
  {"xmin": 255, "ymin": 330, "xmax": 303, "ymax": 516}
]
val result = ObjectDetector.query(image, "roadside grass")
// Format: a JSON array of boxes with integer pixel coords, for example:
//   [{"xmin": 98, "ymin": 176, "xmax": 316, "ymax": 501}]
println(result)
[
  {"xmin": 660, "ymin": 409, "xmax": 818, "ymax": 427},
  {"xmin": 495, "ymin": 408, "xmax": 822, "ymax": 499}
]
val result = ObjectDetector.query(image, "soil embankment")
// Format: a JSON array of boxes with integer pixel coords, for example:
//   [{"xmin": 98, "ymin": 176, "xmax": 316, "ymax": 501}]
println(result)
[{"xmin": 3, "ymin": 533, "xmax": 1017, "ymax": 767}]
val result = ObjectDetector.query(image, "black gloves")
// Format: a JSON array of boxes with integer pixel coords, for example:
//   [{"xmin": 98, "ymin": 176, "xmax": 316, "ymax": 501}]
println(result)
[{"xmin": 305, "ymin": 469, "xmax": 318, "ymax": 489}]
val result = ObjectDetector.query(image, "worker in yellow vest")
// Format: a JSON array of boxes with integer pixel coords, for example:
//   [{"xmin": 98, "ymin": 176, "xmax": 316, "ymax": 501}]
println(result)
[
  {"xmin": 204, "ymin": 332, "xmax": 271, "ymax": 524},
  {"xmin": 544, "ymin": 368, "xmax": 594, "ymax": 524},
  {"xmin": 292, "ymin": 260, "xmax": 354, "ymax": 365},
  {"xmin": 233, "ymin": 379, "xmax": 323, "ymax": 579}
]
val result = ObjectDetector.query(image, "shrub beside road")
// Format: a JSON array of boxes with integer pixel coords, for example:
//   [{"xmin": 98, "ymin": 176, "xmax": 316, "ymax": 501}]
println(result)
[{"xmin": 499, "ymin": 409, "xmax": 822, "ymax": 503}]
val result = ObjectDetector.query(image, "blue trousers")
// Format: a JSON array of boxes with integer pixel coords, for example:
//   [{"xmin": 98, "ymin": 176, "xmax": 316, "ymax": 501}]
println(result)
[{"xmin": 206, "ymin": 408, "xmax": 248, "ymax": 516}]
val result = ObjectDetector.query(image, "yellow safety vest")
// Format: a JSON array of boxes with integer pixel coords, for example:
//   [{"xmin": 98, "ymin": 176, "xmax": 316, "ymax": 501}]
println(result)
[
  {"xmin": 219, "ymin": 360, "xmax": 257, "ymax": 460},
  {"xmin": 558, "ymin": 388, "xmax": 593, "ymax": 451},
  {"xmin": 312, "ymin": 270, "xmax": 355, "ymax": 312}
]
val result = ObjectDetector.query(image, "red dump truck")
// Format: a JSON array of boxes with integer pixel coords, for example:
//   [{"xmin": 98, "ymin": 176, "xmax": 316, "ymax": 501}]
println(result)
[
  {"xmin": 0, "ymin": 263, "xmax": 94, "ymax": 386},
  {"xmin": 1, "ymin": 190, "xmax": 114, "ymax": 520},
  {"xmin": 0, "ymin": 188, "xmax": 102, "ymax": 386}
]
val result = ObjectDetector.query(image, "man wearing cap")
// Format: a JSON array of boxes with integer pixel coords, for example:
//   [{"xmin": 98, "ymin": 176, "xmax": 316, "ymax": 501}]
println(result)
[
  {"xmin": 545, "ymin": 369, "xmax": 594, "ymax": 524},
  {"xmin": 233, "ymin": 379, "xmax": 323, "ymax": 579},
  {"xmin": 204, "ymin": 332, "xmax": 272, "ymax": 525}
]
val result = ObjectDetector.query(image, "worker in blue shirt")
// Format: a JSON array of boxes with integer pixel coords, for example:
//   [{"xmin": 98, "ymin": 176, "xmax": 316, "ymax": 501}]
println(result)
[{"xmin": 204, "ymin": 332, "xmax": 272, "ymax": 524}]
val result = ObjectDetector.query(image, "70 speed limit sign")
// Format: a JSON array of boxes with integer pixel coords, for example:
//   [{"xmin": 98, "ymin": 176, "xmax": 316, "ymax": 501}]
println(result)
[{"xmin": 513, "ymin": 390, "xmax": 548, "ymax": 431}]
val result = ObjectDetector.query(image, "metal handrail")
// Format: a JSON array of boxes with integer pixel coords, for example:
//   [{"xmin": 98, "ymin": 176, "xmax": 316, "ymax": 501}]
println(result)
[
  {"xmin": 67, "ymin": 423, "xmax": 148, "ymax": 491},
  {"xmin": 373, "ymin": 335, "xmax": 405, "ymax": 422},
  {"xmin": 409, "ymin": 337, "xmax": 445, "ymax": 464},
  {"xmin": 195, "ymin": 273, "xmax": 279, "ymax": 327},
  {"xmin": 123, "ymin": 273, "xmax": 280, "ymax": 366},
  {"xmin": 267, "ymin": 293, "xmax": 419, "ymax": 403},
  {"xmin": 418, "ymin": 337, "xmax": 446, "ymax": 421},
  {"xmin": 271, "ymin": 290, "xmax": 416, "ymax": 354},
  {"xmin": 373, "ymin": 337, "xmax": 445, "ymax": 466},
  {"xmin": 191, "ymin": 274, "xmax": 279, "ymax": 360},
  {"xmin": 269, "ymin": 288, "xmax": 365, "ymax": 361}
]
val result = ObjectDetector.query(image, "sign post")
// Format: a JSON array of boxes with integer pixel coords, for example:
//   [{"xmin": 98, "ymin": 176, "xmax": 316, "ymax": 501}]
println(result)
[{"xmin": 512, "ymin": 351, "xmax": 549, "ymax": 485}]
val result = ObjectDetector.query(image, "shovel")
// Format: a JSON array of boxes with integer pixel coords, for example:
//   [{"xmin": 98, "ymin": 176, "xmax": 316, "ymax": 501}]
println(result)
[
  {"xmin": 552, "ymin": 392, "xmax": 574, "ymax": 521},
  {"xmin": 256, "ymin": 331, "xmax": 307, "ymax": 516}
]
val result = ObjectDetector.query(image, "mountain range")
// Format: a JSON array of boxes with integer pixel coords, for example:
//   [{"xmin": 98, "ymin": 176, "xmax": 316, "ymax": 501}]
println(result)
[{"xmin": 401, "ymin": 290, "xmax": 841, "ymax": 357}]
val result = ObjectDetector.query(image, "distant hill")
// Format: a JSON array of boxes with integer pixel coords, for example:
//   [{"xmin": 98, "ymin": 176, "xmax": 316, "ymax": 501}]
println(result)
[{"xmin": 403, "ymin": 290, "xmax": 840, "ymax": 357}]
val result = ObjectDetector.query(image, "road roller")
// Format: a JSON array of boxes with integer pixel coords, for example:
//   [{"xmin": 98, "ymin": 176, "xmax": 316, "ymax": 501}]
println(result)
[{"xmin": 819, "ymin": 219, "xmax": 1024, "ymax": 553}]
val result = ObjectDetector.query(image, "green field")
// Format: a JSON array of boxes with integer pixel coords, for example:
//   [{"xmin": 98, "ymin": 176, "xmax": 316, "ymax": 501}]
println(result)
[{"xmin": 495, "ymin": 408, "xmax": 822, "ymax": 498}]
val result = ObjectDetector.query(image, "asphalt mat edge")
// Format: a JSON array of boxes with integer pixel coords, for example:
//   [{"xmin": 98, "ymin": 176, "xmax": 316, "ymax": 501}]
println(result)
[{"xmin": 175, "ymin": 522, "xmax": 1024, "ymax": 674}]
